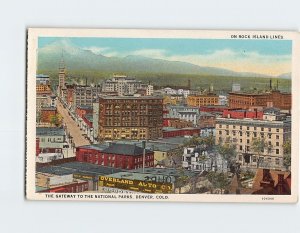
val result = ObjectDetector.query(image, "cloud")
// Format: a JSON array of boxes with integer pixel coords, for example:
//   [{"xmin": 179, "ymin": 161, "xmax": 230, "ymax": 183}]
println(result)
[
  {"xmin": 131, "ymin": 49, "xmax": 167, "ymax": 58},
  {"xmin": 81, "ymin": 46, "xmax": 291, "ymax": 76},
  {"xmin": 83, "ymin": 46, "xmax": 111, "ymax": 55},
  {"xmin": 135, "ymin": 49, "xmax": 291, "ymax": 76}
]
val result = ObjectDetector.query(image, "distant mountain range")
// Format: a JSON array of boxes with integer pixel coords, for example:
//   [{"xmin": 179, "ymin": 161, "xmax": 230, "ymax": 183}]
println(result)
[{"xmin": 37, "ymin": 39, "xmax": 290, "ymax": 79}]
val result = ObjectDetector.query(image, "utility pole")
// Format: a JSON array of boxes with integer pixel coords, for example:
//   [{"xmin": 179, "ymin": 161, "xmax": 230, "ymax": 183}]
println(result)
[{"xmin": 142, "ymin": 140, "xmax": 146, "ymax": 173}]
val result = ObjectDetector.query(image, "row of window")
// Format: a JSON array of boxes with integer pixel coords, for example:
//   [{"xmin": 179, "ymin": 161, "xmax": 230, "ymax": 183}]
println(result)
[
  {"xmin": 218, "ymin": 124, "xmax": 280, "ymax": 132},
  {"xmin": 218, "ymin": 130, "xmax": 281, "ymax": 139}
]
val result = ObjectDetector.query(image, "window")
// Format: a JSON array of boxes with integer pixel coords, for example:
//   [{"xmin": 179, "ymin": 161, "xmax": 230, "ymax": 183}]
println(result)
[
  {"xmin": 261, "ymin": 127, "xmax": 264, "ymax": 131},
  {"xmin": 247, "ymin": 139, "xmax": 250, "ymax": 144},
  {"xmin": 275, "ymin": 158, "xmax": 280, "ymax": 165},
  {"xmin": 276, "ymin": 149, "xmax": 279, "ymax": 154},
  {"xmin": 276, "ymin": 128, "xmax": 280, "ymax": 133},
  {"xmin": 268, "ymin": 128, "xmax": 271, "ymax": 132},
  {"xmin": 247, "ymin": 127, "xmax": 249, "ymax": 130},
  {"xmin": 240, "ymin": 139, "xmax": 242, "ymax": 143},
  {"xmin": 240, "ymin": 126, "xmax": 242, "ymax": 130},
  {"xmin": 252, "ymin": 156, "xmax": 257, "ymax": 163},
  {"xmin": 219, "ymin": 131, "xmax": 222, "ymax": 135},
  {"xmin": 276, "ymin": 135, "xmax": 280, "ymax": 140},
  {"xmin": 268, "ymin": 134, "xmax": 272, "ymax": 139},
  {"xmin": 240, "ymin": 145, "xmax": 243, "ymax": 151}
]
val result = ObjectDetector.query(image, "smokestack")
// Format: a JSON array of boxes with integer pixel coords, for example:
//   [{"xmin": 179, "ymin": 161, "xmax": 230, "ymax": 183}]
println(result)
[
  {"xmin": 85, "ymin": 77, "xmax": 88, "ymax": 87},
  {"xmin": 277, "ymin": 80, "xmax": 279, "ymax": 90},
  {"xmin": 269, "ymin": 79, "xmax": 272, "ymax": 90}
]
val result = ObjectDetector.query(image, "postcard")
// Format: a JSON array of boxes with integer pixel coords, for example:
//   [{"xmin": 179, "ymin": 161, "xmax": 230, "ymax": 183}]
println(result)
[{"xmin": 26, "ymin": 28, "xmax": 299, "ymax": 202}]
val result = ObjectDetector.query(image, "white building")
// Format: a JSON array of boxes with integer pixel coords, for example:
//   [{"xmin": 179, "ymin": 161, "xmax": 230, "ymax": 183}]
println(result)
[
  {"xmin": 166, "ymin": 105, "xmax": 200, "ymax": 126},
  {"xmin": 101, "ymin": 75, "xmax": 152, "ymax": 96},
  {"xmin": 215, "ymin": 112, "xmax": 291, "ymax": 169},
  {"xmin": 36, "ymin": 153, "xmax": 64, "ymax": 163},
  {"xmin": 36, "ymin": 74, "xmax": 50, "ymax": 85},
  {"xmin": 72, "ymin": 84, "xmax": 101, "ymax": 109},
  {"xmin": 232, "ymin": 83, "xmax": 241, "ymax": 92},
  {"xmin": 177, "ymin": 89, "xmax": 190, "ymax": 98},
  {"xmin": 182, "ymin": 147, "xmax": 227, "ymax": 173},
  {"xmin": 218, "ymin": 95, "xmax": 228, "ymax": 106}
]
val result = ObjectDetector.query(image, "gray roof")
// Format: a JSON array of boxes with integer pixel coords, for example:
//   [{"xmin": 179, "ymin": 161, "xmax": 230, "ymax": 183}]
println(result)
[
  {"xmin": 36, "ymin": 74, "xmax": 49, "ymax": 78},
  {"xmin": 77, "ymin": 144, "xmax": 109, "ymax": 151},
  {"xmin": 132, "ymin": 167, "xmax": 197, "ymax": 178},
  {"xmin": 200, "ymin": 112, "xmax": 214, "ymax": 117},
  {"xmin": 36, "ymin": 127, "xmax": 65, "ymax": 137},
  {"xmin": 37, "ymin": 162, "xmax": 124, "ymax": 176},
  {"xmin": 102, "ymin": 143, "xmax": 151, "ymax": 156}
]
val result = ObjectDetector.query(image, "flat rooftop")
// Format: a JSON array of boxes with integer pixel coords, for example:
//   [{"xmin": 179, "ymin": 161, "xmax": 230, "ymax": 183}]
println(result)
[
  {"xmin": 36, "ymin": 127, "xmax": 65, "ymax": 137},
  {"xmin": 37, "ymin": 162, "xmax": 124, "ymax": 177}
]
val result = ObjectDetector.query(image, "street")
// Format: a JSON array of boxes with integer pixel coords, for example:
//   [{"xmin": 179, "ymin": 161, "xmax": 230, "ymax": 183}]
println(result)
[{"xmin": 57, "ymin": 100, "xmax": 90, "ymax": 147}]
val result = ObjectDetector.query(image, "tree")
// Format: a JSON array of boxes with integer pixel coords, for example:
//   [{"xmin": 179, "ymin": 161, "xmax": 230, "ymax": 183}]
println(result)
[
  {"xmin": 251, "ymin": 137, "xmax": 268, "ymax": 168},
  {"xmin": 50, "ymin": 113, "xmax": 62, "ymax": 127},
  {"xmin": 207, "ymin": 171, "xmax": 230, "ymax": 194},
  {"xmin": 175, "ymin": 169, "xmax": 189, "ymax": 194},
  {"xmin": 217, "ymin": 143, "xmax": 237, "ymax": 172},
  {"xmin": 203, "ymin": 134, "xmax": 215, "ymax": 151},
  {"xmin": 183, "ymin": 135, "xmax": 215, "ymax": 151},
  {"xmin": 283, "ymin": 139, "xmax": 291, "ymax": 171}
]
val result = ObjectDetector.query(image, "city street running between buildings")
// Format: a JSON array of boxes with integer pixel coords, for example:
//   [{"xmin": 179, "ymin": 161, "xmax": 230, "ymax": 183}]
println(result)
[{"xmin": 57, "ymin": 100, "xmax": 90, "ymax": 147}]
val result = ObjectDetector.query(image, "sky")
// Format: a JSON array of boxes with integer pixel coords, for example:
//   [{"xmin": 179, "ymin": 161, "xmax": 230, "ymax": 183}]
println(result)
[{"xmin": 39, "ymin": 37, "xmax": 292, "ymax": 76}]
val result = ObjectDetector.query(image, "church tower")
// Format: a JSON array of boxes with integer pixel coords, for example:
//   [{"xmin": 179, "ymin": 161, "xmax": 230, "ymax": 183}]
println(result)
[{"xmin": 58, "ymin": 51, "xmax": 66, "ymax": 96}]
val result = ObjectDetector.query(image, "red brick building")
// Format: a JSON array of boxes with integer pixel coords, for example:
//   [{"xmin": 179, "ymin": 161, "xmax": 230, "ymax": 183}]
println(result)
[
  {"xmin": 76, "ymin": 143, "xmax": 154, "ymax": 170},
  {"xmin": 66, "ymin": 84, "xmax": 75, "ymax": 106},
  {"xmin": 199, "ymin": 112, "xmax": 216, "ymax": 128},
  {"xmin": 200, "ymin": 105, "xmax": 229, "ymax": 114},
  {"xmin": 40, "ymin": 107, "xmax": 57, "ymax": 123},
  {"xmin": 42, "ymin": 181, "xmax": 89, "ymax": 193},
  {"xmin": 222, "ymin": 109, "xmax": 263, "ymax": 119},
  {"xmin": 228, "ymin": 90, "xmax": 291, "ymax": 110},
  {"xmin": 162, "ymin": 127, "xmax": 200, "ymax": 138},
  {"xmin": 76, "ymin": 105, "xmax": 93, "ymax": 118},
  {"xmin": 163, "ymin": 118, "xmax": 193, "ymax": 128}
]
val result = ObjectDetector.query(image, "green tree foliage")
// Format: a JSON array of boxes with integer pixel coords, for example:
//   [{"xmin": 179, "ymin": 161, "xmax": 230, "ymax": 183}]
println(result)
[
  {"xmin": 183, "ymin": 135, "xmax": 215, "ymax": 151},
  {"xmin": 50, "ymin": 113, "xmax": 62, "ymax": 127},
  {"xmin": 283, "ymin": 139, "xmax": 291, "ymax": 170},
  {"xmin": 207, "ymin": 171, "xmax": 230, "ymax": 194},
  {"xmin": 251, "ymin": 137, "xmax": 268, "ymax": 168},
  {"xmin": 175, "ymin": 169, "xmax": 189, "ymax": 194},
  {"xmin": 217, "ymin": 143, "xmax": 237, "ymax": 170}
]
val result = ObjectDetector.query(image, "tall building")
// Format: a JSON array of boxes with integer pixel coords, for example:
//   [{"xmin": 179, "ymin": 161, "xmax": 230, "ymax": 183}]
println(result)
[
  {"xmin": 101, "ymin": 74, "xmax": 153, "ymax": 96},
  {"xmin": 215, "ymin": 112, "xmax": 291, "ymax": 169},
  {"xmin": 72, "ymin": 84, "xmax": 101, "ymax": 109},
  {"xmin": 187, "ymin": 93, "xmax": 219, "ymax": 107},
  {"xmin": 58, "ymin": 55, "xmax": 66, "ymax": 96},
  {"xmin": 36, "ymin": 74, "xmax": 52, "ymax": 115},
  {"xmin": 98, "ymin": 96, "xmax": 163, "ymax": 140}
]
